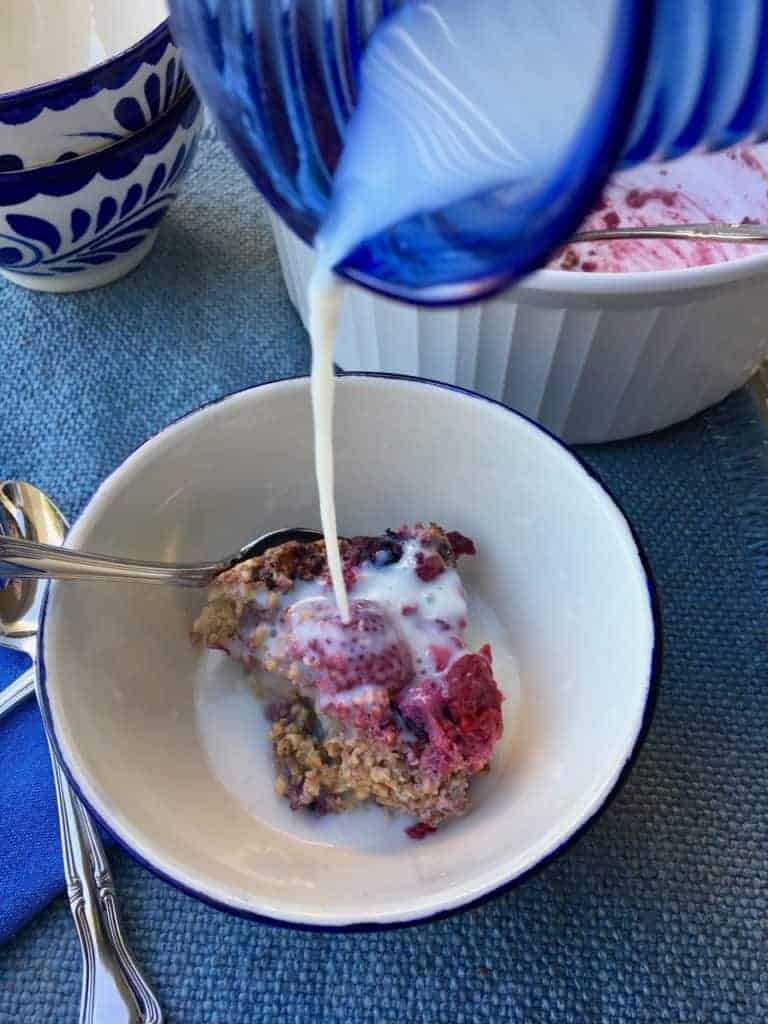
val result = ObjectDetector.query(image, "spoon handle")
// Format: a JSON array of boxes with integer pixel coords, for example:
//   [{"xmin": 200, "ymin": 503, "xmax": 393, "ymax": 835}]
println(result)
[
  {"xmin": 573, "ymin": 221, "xmax": 768, "ymax": 243},
  {"xmin": 0, "ymin": 537, "xmax": 221, "ymax": 587},
  {"xmin": 0, "ymin": 668, "xmax": 162, "ymax": 1022},
  {"xmin": 50, "ymin": 743, "xmax": 163, "ymax": 1024},
  {"xmin": 0, "ymin": 667, "xmax": 34, "ymax": 717}
]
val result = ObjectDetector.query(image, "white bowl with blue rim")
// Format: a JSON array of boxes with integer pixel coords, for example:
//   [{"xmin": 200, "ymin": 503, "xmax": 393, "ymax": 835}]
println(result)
[
  {"xmin": 0, "ymin": 0, "xmax": 188, "ymax": 171},
  {"xmin": 37, "ymin": 375, "xmax": 660, "ymax": 929},
  {"xmin": 0, "ymin": 85, "xmax": 202, "ymax": 293}
]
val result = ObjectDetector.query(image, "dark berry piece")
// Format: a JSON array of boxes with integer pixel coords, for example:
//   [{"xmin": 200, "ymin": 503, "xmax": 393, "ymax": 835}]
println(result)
[
  {"xmin": 560, "ymin": 248, "xmax": 580, "ymax": 270},
  {"xmin": 386, "ymin": 527, "xmax": 407, "ymax": 541},
  {"xmin": 370, "ymin": 537, "xmax": 403, "ymax": 567},
  {"xmin": 415, "ymin": 554, "xmax": 444, "ymax": 582},
  {"xmin": 447, "ymin": 531, "xmax": 476, "ymax": 558},
  {"xmin": 346, "ymin": 534, "xmax": 403, "ymax": 568},
  {"xmin": 626, "ymin": 188, "xmax": 644, "ymax": 208},
  {"xmin": 393, "ymin": 706, "xmax": 428, "ymax": 741},
  {"xmin": 406, "ymin": 822, "xmax": 436, "ymax": 840}
]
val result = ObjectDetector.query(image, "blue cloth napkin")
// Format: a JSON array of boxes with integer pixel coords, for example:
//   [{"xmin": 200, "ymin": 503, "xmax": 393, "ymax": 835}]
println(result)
[
  {"xmin": 0, "ymin": 649, "xmax": 64, "ymax": 944},
  {"xmin": 1, "ymin": 129, "xmax": 766, "ymax": 1023}
]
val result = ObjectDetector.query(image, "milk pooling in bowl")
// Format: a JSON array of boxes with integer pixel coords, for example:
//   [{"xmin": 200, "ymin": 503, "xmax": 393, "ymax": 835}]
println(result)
[{"xmin": 308, "ymin": 0, "xmax": 616, "ymax": 616}]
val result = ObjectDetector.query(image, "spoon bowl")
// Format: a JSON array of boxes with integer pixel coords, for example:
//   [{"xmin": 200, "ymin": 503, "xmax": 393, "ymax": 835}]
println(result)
[{"xmin": 0, "ymin": 481, "xmax": 67, "ymax": 643}]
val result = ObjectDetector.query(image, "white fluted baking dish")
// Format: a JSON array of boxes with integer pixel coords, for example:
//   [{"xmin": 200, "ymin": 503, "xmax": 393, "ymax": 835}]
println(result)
[{"xmin": 269, "ymin": 211, "xmax": 768, "ymax": 443}]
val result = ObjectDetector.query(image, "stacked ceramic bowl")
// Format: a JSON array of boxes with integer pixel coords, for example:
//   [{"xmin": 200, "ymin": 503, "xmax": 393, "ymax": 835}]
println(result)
[
  {"xmin": 0, "ymin": 0, "xmax": 203, "ymax": 293},
  {"xmin": 270, "ymin": 145, "xmax": 768, "ymax": 444}
]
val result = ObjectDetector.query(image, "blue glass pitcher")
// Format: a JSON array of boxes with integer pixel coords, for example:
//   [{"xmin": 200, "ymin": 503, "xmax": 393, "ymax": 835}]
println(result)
[{"xmin": 168, "ymin": 0, "xmax": 768, "ymax": 304}]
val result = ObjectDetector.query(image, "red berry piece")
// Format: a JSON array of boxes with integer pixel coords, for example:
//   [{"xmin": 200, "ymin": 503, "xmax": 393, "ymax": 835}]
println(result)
[
  {"xmin": 406, "ymin": 822, "xmax": 436, "ymax": 840},
  {"xmin": 560, "ymin": 247, "xmax": 580, "ymax": 270},
  {"xmin": 288, "ymin": 599, "xmax": 412, "ymax": 696},
  {"xmin": 445, "ymin": 650, "xmax": 504, "ymax": 771},
  {"xmin": 415, "ymin": 553, "xmax": 444, "ymax": 582},
  {"xmin": 428, "ymin": 645, "xmax": 452, "ymax": 672},
  {"xmin": 447, "ymin": 531, "xmax": 476, "ymax": 558}
]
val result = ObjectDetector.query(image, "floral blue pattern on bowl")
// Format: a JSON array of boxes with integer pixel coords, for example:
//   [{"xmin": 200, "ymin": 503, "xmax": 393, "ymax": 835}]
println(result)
[
  {"xmin": 0, "ymin": 22, "xmax": 190, "ymax": 170},
  {"xmin": 0, "ymin": 87, "xmax": 202, "ymax": 293}
]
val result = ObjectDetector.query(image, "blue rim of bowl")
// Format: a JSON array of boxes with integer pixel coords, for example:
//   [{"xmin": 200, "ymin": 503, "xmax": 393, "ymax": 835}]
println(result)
[
  {"xmin": 35, "ymin": 371, "xmax": 663, "ymax": 933},
  {"xmin": 0, "ymin": 86, "xmax": 201, "ymax": 206},
  {"xmin": 0, "ymin": 21, "xmax": 173, "ymax": 125}
]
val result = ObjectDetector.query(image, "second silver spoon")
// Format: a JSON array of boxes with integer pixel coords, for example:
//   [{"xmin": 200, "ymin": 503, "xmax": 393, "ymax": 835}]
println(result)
[{"xmin": 572, "ymin": 221, "xmax": 768, "ymax": 244}]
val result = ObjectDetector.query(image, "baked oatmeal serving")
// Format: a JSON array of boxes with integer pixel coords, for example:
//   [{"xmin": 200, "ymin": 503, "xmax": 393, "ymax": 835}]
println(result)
[{"xmin": 192, "ymin": 524, "xmax": 504, "ymax": 838}]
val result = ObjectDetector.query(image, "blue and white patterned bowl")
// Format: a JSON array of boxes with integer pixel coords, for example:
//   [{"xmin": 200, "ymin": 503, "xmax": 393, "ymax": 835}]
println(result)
[
  {"xmin": 0, "ymin": 7, "xmax": 189, "ymax": 171},
  {"xmin": 0, "ymin": 86, "xmax": 202, "ymax": 293}
]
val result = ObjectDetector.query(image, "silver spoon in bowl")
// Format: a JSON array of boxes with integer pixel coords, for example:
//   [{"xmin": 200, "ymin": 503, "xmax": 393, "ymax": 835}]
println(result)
[
  {"xmin": 0, "ymin": 481, "xmax": 162, "ymax": 1024},
  {"xmin": 572, "ymin": 221, "xmax": 768, "ymax": 244},
  {"xmin": 0, "ymin": 520, "xmax": 322, "ymax": 586}
]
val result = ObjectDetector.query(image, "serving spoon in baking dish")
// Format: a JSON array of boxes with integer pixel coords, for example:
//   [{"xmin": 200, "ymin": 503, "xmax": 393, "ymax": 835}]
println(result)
[{"xmin": 572, "ymin": 221, "xmax": 768, "ymax": 243}]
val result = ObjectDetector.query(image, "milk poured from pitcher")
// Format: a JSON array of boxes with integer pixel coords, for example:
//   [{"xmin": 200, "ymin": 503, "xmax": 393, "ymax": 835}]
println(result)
[{"xmin": 309, "ymin": 0, "xmax": 615, "ymax": 617}]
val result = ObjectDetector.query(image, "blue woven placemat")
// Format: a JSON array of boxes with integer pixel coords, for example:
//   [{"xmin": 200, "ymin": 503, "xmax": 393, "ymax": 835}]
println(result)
[{"xmin": 1, "ymin": 129, "xmax": 767, "ymax": 1024}]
